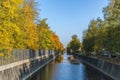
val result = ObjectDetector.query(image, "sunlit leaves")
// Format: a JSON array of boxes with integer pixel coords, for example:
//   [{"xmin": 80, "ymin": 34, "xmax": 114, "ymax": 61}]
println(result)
[
  {"xmin": 51, "ymin": 33, "xmax": 64, "ymax": 51},
  {"xmin": 22, "ymin": 1, "xmax": 39, "ymax": 50},
  {"xmin": 0, "ymin": 0, "xmax": 63, "ymax": 56},
  {"xmin": 83, "ymin": 0, "xmax": 120, "ymax": 53},
  {"xmin": 103, "ymin": 0, "xmax": 120, "ymax": 52},
  {"xmin": 0, "ymin": 0, "xmax": 24, "ymax": 55},
  {"xmin": 103, "ymin": 0, "xmax": 120, "ymax": 27},
  {"xmin": 37, "ymin": 19, "xmax": 64, "ymax": 51}
]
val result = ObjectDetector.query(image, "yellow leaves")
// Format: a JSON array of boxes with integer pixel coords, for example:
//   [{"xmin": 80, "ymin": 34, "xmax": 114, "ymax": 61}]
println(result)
[
  {"xmin": 26, "ymin": 26, "xmax": 39, "ymax": 50},
  {"xmin": 0, "ymin": 0, "xmax": 63, "ymax": 57},
  {"xmin": 50, "ymin": 33, "xmax": 64, "ymax": 51},
  {"xmin": 0, "ymin": 0, "xmax": 24, "ymax": 55},
  {"xmin": 37, "ymin": 20, "xmax": 64, "ymax": 51},
  {"xmin": 11, "ymin": 0, "xmax": 23, "ymax": 5},
  {"xmin": 2, "ymin": 1, "xmax": 10, "ymax": 8},
  {"xmin": 0, "ymin": 53, "xmax": 4, "ymax": 57}
]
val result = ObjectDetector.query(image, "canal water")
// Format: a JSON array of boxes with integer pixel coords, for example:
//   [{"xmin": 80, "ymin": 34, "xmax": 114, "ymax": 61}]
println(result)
[{"xmin": 29, "ymin": 54, "xmax": 113, "ymax": 80}]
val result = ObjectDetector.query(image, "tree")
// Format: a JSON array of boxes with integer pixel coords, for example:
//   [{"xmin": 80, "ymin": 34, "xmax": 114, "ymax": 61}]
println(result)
[
  {"xmin": 82, "ymin": 18, "xmax": 108, "ymax": 54},
  {"xmin": 51, "ymin": 33, "xmax": 64, "ymax": 51},
  {"xmin": 82, "ymin": 19, "xmax": 98, "ymax": 53},
  {"xmin": 67, "ymin": 35, "xmax": 81, "ymax": 54},
  {"xmin": 103, "ymin": 0, "xmax": 120, "ymax": 27},
  {"xmin": 83, "ymin": 0, "xmax": 120, "ymax": 54},
  {"xmin": 0, "ymin": 0, "xmax": 24, "ymax": 55},
  {"xmin": 37, "ymin": 19, "xmax": 52, "ymax": 49},
  {"xmin": 103, "ymin": 0, "xmax": 120, "ymax": 53},
  {"xmin": 37, "ymin": 19, "xmax": 64, "ymax": 51},
  {"xmin": 93, "ymin": 19, "xmax": 108, "ymax": 53},
  {"xmin": 0, "ymin": 0, "xmax": 64, "ymax": 56},
  {"xmin": 22, "ymin": 0, "xmax": 39, "ymax": 50}
]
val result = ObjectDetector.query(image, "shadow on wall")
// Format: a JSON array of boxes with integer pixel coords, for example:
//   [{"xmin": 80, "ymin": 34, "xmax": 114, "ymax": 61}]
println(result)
[
  {"xmin": 19, "ymin": 49, "xmax": 53, "ymax": 80},
  {"xmin": 19, "ymin": 63, "xmax": 30, "ymax": 79}
]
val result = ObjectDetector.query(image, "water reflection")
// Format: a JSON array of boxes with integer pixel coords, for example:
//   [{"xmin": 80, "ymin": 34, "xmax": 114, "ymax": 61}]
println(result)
[
  {"xmin": 55, "ymin": 55, "xmax": 64, "ymax": 63},
  {"xmin": 29, "ymin": 54, "xmax": 113, "ymax": 80},
  {"xmin": 51, "ymin": 54, "xmax": 87, "ymax": 80}
]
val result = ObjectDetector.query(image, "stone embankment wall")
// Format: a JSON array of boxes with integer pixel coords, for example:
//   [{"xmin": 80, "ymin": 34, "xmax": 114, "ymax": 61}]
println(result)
[
  {"xmin": 0, "ymin": 49, "xmax": 58, "ymax": 80},
  {"xmin": 76, "ymin": 54, "xmax": 120, "ymax": 80}
]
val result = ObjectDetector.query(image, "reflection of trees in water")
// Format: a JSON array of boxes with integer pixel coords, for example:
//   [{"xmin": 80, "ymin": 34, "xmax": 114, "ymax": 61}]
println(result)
[{"xmin": 56, "ymin": 55, "xmax": 64, "ymax": 63}]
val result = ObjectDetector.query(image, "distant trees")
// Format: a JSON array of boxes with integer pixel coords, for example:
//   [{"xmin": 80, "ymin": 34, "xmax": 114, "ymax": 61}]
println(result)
[
  {"xmin": 82, "ymin": 0, "xmax": 120, "ymax": 54},
  {"xmin": 0, "ymin": 0, "xmax": 64, "ymax": 56},
  {"xmin": 67, "ymin": 35, "xmax": 81, "ymax": 54}
]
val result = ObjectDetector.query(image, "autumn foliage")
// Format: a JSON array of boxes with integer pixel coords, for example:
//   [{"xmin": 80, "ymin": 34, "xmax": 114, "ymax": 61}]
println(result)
[{"xmin": 0, "ymin": 0, "xmax": 64, "ymax": 56}]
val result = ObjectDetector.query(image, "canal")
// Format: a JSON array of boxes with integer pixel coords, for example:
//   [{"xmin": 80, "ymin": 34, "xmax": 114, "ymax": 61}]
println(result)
[{"xmin": 29, "ymin": 54, "xmax": 113, "ymax": 80}]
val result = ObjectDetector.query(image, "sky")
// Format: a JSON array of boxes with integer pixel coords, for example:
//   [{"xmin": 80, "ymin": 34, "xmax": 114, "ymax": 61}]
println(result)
[{"xmin": 35, "ymin": 0, "xmax": 109, "ymax": 47}]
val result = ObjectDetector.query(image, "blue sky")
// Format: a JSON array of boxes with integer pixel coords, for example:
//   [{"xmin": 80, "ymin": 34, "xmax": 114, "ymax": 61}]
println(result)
[{"xmin": 35, "ymin": 0, "xmax": 109, "ymax": 47}]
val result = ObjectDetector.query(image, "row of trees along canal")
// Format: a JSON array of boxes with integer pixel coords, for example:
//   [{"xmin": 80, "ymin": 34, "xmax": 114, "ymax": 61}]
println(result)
[
  {"xmin": 82, "ymin": 0, "xmax": 120, "ymax": 56},
  {"xmin": 0, "ymin": 0, "xmax": 64, "ymax": 57},
  {"xmin": 67, "ymin": 0, "xmax": 120, "ymax": 57}
]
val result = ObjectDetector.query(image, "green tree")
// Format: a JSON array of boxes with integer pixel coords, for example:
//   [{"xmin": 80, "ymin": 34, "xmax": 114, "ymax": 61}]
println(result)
[
  {"xmin": 67, "ymin": 35, "xmax": 81, "ymax": 54},
  {"xmin": 83, "ymin": 0, "xmax": 120, "ymax": 54},
  {"xmin": 93, "ymin": 19, "xmax": 108, "ymax": 53},
  {"xmin": 103, "ymin": 0, "xmax": 120, "ymax": 27},
  {"xmin": 82, "ymin": 18, "xmax": 108, "ymax": 54},
  {"xmin": 82, "ymin": 19, "xmax": 98, "ymax": 53},
  {"xmin": 103, "ymin": 0, "xmax": 120, "ymax": 53}
]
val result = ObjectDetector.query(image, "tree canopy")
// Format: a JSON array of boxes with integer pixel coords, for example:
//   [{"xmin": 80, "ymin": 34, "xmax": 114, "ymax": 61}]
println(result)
[
  {"xmin": 82, "ymin": 0, "xmax": 120, "ymax": 54},
  {"xmin": 67, "ymin": 35, "xmax": 81, "ymax": 54},
  {"xmin": 0, "ymin": 0, "xmax": 64, "ymax": 56}
]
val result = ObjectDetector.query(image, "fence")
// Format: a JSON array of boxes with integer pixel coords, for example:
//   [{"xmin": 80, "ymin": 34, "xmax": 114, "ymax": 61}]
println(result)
[{"xmin": 0, "ymin": 49, "xmax": 56, "ymax": 66}]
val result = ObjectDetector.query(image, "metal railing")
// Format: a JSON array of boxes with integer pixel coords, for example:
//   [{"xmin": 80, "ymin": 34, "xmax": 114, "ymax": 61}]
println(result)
[{"xmin": 0, "ymin": 49, "xmax": 56, "ymax": 66}]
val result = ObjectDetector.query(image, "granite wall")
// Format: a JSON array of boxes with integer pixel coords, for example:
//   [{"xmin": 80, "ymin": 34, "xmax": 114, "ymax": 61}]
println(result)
[
  {"xmin": 0, "ymin": 49, "xmax": 57, "ymax": 80},
  {"xmin": 76, "ymin": 54, "xmax": 120, "ymax": 80}
]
